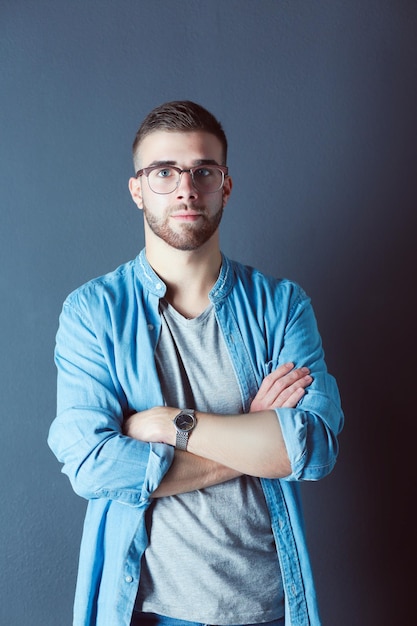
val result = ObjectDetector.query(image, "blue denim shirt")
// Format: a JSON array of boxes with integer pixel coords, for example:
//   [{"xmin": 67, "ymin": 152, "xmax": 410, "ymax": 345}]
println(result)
[{"xmin": 48, "ymin": 250, "xmax": 343, "ymax": 626}]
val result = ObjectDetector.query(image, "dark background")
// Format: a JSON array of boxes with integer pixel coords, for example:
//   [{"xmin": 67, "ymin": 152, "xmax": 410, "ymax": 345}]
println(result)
[{"xmin": 1, "ymin": 1, "xmax": 416, "ymax": 624}]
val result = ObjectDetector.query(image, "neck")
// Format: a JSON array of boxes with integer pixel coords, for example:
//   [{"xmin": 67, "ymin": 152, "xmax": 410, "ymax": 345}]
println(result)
[{"xmin": 145, "ymin": 233, "xmax": 222, "ymax": 318}]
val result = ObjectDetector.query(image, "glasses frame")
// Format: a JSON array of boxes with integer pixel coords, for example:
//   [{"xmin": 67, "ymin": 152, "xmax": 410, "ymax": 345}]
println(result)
[{"xmin": 135, "ymin": 164, "xmax": 229, "ymax": 195}]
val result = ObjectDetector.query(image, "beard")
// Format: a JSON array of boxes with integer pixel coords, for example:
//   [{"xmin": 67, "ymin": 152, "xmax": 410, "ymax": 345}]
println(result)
[{"xmin": 142, "ymin": 201, "xmax": 224, "ymax": 251}]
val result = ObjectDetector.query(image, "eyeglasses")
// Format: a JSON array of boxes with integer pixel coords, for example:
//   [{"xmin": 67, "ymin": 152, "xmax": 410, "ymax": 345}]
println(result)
[{"xmin": 136, "ymin": 164, "xmax": 229, "ymax": 195}]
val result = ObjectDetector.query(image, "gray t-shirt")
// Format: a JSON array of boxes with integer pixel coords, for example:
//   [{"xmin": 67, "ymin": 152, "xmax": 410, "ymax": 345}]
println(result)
[{"xmin": 136, "ymin": 301, "xmax": 284, "ymax": 624}]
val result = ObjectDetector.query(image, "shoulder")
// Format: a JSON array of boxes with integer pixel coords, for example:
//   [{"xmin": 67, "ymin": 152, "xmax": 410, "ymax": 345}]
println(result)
[
  {"xmin": 227, "ymin": 256, "xmax": 309, "ymax": 309},
  {"xmin": 62, "ymin": 257, "xmax": 139, "ymax": 317}
]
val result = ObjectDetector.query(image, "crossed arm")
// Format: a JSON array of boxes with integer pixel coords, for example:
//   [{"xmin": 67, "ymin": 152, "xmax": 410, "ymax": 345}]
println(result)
[{"xmin": 123, "ymin": 363, "xmax": 312, "ymax": 497}]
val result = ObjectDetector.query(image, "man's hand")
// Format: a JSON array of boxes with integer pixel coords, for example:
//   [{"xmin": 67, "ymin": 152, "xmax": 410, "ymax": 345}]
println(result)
[
  {"xmin": 249, "ymin": 362, "xmax": 312, "ymax": 413},
  {"xmin": 123, "ymin": 406, "xmax": 176, "ymax": 445}
]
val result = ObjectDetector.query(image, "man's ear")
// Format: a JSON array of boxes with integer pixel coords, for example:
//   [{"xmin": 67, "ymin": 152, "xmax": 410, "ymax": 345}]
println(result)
[
  {"xmin": 128, "ymin": 177, "xmax": 143, "ymax": 210},
  {"xmin": 222, "ymin": 175, "xmax": 233, "ymax": 209}
]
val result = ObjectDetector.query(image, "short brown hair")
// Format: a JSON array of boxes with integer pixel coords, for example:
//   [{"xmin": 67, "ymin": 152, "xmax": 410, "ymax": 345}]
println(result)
[{"xmin": 132, "ymin": 100, "xmax": 228, "ymax": 168}]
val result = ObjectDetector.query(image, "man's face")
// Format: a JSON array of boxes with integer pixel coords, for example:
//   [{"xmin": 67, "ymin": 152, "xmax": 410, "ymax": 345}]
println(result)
[{"xmin": 129, "ymin": 130, "xmax": 232, "ymax": 251}]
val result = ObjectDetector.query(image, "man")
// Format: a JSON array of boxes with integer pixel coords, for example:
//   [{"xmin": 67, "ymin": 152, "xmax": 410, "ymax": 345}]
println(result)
[{"xmin": 48, "ymin": 101, "xmax": 343, "ymax": 626}]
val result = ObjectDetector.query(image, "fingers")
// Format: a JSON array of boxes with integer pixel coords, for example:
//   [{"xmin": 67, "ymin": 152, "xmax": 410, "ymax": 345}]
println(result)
[
  {"xmin": 263, "ymin": 363, "xmax": 308, "ymax": 388},
  {"xmin": 250, "ymin": 363, "xmax": 313, "ymax": 412},
  {"xmin": 279, "ymin": 384, "xmax": 307, "ymax": 408},
  {"xmin": 271, "ymin": 377, "xmax": 312, "ymax": 409},
  {"xmin": 259, "ymin": 363, "xmax": 310, "ymax": 400}
]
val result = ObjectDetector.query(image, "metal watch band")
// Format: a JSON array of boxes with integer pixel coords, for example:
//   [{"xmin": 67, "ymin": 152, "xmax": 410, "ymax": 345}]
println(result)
[{"xmin": 175, "ymin": 429, "xmax": 190, "ymax": 451}]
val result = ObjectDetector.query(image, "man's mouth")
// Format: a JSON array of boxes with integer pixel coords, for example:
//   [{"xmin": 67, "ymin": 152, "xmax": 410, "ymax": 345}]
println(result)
[{"xmin": 170, "ymin": 207, "xmax": 204, "ymax": 220}]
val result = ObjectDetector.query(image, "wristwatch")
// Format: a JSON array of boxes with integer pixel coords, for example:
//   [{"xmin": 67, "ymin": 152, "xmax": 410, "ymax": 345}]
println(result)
[{"xmin": 173, "ymin": 409, "xmax": 197, "ymax": 451}]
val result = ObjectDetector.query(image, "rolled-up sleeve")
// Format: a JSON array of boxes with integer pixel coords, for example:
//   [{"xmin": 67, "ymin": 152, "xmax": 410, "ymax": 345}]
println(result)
[
  {"xmin": 273, "ymin": 285, "xmax": 344, "ymax": 481},
  {"xmin": 48, "ymin": 295, "xmax": 174, "ymax": 505}
]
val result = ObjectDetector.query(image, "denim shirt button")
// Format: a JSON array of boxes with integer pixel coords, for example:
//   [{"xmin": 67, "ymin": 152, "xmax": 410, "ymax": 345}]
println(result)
[
  {"xmin": 125, "ymin": 575, "xmax": 133, "ymax": 583},
  {"xmin": 147, "ymin": 324, "xmax": 154, "ymax": 331}
]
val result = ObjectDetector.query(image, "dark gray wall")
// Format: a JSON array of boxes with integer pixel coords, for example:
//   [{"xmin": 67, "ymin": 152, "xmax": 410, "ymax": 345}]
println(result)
[{"xmin": 1, "ymin": 1, "xmax": 415, "ymax": 624}]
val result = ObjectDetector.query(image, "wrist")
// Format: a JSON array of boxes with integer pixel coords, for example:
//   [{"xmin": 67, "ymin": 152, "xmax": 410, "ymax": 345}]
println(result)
[{"xmin": 172, "ymin": 409, "xmax": 197, "ymax": 450}]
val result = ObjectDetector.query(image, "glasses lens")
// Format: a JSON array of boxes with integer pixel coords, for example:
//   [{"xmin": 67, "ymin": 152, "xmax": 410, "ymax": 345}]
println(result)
[
  {"xmin": 148, "ymin": 167, "xmax": 179, "ymax": 194},
  {"xmin": 192, "ymin": 167, "xmax": 224, "ymax": 193}
]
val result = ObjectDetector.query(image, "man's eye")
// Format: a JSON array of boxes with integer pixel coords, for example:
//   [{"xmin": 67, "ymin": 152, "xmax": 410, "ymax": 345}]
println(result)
[
  {"xmin": 156, "ymin": 168, "xmax": 173, "ymax": 178},
  {"xmin": 194, "ymin": 168, "xmax": 212, "ymax": 177}
]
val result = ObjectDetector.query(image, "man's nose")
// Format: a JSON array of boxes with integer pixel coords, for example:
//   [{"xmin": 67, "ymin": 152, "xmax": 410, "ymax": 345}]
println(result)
[{"xmin": 176, "ymin": 171, "xmax": 197, "ymax": 199}]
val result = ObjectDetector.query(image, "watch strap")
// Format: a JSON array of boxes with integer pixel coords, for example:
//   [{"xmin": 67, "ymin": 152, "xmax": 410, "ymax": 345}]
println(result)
[{"xmin": 175, "ymin": 429, "xmax": 190, "ymax": 451}]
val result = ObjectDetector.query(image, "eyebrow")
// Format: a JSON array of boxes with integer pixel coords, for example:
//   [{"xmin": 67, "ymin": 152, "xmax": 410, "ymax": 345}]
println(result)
[{"xmin": 147, "ymin": 159, "xmax": 220, "ymax": 168}]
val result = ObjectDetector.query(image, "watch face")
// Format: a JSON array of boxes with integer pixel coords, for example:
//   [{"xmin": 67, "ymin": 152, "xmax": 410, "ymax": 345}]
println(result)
[{"xmin": 175, "ymin": 412, "xmax": 195, "ymax": 432}]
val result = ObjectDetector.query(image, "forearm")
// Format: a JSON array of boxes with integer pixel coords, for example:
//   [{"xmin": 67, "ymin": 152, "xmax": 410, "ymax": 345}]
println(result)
[
  {"xmin": 125, "ymin": 407, "xmax": 291, "ymax": 479},
  {"xmin": 187, "ymin": 410, "xmax": 291, "ymax": 479},
  {"xmin": 151, "ymin": 450, "xmax": 242, "ymax": 498}
]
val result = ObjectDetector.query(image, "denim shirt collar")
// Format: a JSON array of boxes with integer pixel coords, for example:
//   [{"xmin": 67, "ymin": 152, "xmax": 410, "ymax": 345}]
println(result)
[{"xmin": 134, "ymin": 248, "xmax": 235, "ymax": 301}]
